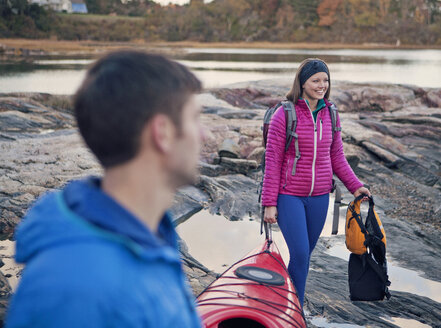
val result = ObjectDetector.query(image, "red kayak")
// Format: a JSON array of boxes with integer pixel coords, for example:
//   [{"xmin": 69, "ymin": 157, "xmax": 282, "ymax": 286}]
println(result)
[{"xmin": 196, "ymin": 238, "xmax": 307, "ymax": 328}]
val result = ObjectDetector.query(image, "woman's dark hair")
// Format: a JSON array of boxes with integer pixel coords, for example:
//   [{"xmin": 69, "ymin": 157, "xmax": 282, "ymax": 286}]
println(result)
[
  {"xmin": 74, "ymin": 50, "xmax": 202, "ymax": 168},
  {"xmin": 286, "ymin": 58, "xmax": 331, "ymax": 104}
]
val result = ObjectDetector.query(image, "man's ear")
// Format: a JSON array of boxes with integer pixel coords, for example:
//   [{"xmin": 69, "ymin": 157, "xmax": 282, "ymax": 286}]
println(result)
[{"xmin": 146, "ymin": 114, "xmax": 176, "ymax": 153}]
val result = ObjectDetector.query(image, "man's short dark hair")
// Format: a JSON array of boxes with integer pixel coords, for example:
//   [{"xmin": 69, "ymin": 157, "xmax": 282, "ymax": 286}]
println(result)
[{"xmin": 74, "ymin": 50, "xmax": 202, "ymax": 168}]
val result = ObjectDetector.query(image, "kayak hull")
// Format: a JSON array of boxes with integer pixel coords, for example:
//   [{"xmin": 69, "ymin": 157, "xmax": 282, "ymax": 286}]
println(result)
[{"xmin": 197, "ymin": 240, "xmax": 307, "ymax": 328}]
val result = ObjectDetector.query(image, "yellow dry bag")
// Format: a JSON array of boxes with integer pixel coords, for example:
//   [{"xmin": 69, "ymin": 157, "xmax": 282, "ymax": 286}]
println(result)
[{"xmin": 345, "ymin": 195, "xmax": 386, "ymax": 255}]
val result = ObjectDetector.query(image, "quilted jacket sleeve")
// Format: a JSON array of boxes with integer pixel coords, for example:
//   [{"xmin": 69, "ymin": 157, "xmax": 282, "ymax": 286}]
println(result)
[
  {"xmin": 262, "ymin": 107, "xmax": 286, "ymax": 206},
  {"xmin": 330, "ymin": 112, "xmax": 364, "ymax": 194}
]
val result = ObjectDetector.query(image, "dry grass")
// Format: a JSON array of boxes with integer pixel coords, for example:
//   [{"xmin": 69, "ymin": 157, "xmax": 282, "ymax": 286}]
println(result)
[
  {"xmin": 155, "ymin": 41, "xmax": 441, "ymax": 50},
  {"xmin": 0, "ymin": 38, "xmax": 103, "ymax": 53},
  {"xmin": 57, "ymin": 13, "xmax": 144, "ymax": 21},
  {"xmin": 1, "ymin": 38, "xmax": 440, "ymax": 57},
  {"xmin": 0, "ymin": 39, "xmax": 156, "ymax": 57}
]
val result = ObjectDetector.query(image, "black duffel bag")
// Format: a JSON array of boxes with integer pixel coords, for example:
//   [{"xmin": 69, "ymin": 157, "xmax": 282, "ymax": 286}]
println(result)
[{"xmin": 348, "ymin": 252, "xmax": 391, "ymax": 301}]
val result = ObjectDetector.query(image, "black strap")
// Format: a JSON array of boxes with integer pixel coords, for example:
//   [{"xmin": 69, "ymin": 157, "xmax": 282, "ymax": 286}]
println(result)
[
  {"xmin": 348, "ymin": 194, "xmax": 374, "ymax": 236},
  {"xmin": 365, "ymin": 253, "xmax": 391, "ymax": 299},
  {"xmin": 260, "ymin": 212, "xmax": 273, "ymax": 249},
  {"xmin": 331, "ymin": 181, "xmax": 341, "ymax": 235},
  {"xmin": 282, "ymin": 101, "xmax": 296, "ymax": 153},
  {"xmin": 348, "ymin": 203, "xmax": 368, "ymax": 236},
  {"xmin": 365, "ymin": 254, "xmax": 389, "ymax": 285},
  {"xmin": 353, "ymin": 193, "xmax": 372, "ymax": 204}
]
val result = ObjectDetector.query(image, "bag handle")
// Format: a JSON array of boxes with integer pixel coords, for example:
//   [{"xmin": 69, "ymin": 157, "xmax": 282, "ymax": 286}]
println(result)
[
  {"xmin": 353, "ymin": 193, "xmax": 374, "ymax": 206},
  {"xmin": 260, "ymin": 211, "xmax": 273, "ymax": 250},
  {"xmin": 348, "ymin": 194, "xmax": 373, "ymax": 236}
]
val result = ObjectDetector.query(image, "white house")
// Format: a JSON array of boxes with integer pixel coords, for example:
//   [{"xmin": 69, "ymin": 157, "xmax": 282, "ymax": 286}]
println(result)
[
  {"xmin": 71, "ymin": 0, "xmax": 88, "ymax": 13},
  {"xmin": 28, "ymin": 0, "xmax": 88, "ymax": 13},
  {"xmin": 29, "ymin": 0, "xmax": 72, "ymax": 12}
]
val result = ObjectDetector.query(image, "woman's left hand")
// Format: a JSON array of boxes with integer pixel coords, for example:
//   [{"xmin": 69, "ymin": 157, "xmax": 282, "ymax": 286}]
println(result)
[{"xmin": 353, "ymin": 186, "xmax": 371, "ymax": 200}]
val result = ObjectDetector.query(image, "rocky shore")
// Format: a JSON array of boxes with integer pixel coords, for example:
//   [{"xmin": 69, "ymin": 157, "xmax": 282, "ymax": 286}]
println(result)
[{"xmin": 0, "ymin": 80, "xmax": 440, "ymax": 327}]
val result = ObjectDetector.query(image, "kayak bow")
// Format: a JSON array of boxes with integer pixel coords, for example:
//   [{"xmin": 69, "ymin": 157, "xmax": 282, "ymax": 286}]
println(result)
[{"xmin": 197, "ymin": 238, "xmax": 307, "ymax": 328}]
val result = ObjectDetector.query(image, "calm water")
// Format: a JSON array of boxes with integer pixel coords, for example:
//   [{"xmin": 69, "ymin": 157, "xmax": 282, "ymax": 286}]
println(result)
[
  {"xmin": 177, "ymin": 206, "xmax": 439, "ymax": 328},
  {"xmin": 0, "ymin": 48, "xmax": 440, "ymax": 94},
  {"xmin": 176, "ymin": 198, "xmax": 441, "ymax": 305}
]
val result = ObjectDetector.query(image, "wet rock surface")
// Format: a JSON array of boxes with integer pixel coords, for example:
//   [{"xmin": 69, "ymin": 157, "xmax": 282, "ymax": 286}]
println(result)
[
  {"xmin": 0, "ymin": 80, "xmax": 440, "ymax": 327},
  {"xmin": 306, "ymin": 209, "xmax": 441, "ymax": 328},
  {"xmin": 197, "ymin": 174, "xmax": 261, "ymax": 221}
]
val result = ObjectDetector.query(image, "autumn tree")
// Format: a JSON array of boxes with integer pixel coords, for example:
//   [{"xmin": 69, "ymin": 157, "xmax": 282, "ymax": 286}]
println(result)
[
  {"xmin": 317, "ymin": 0, "xmax": 343, "ymax": 26},
  {"xmin": 427, "ymin": 0, "xmax": 441, "ymax": 24},
  {"xmin": 378, "ymin": 0, "xmax": 391, "ymax": 18},
  {"xmin": 288, "ymin": 0, "xmax": 320, "ymax": 27},
  {"xmin": 204, "ymin": 0, "xmax": 252, "ymax": 41}
]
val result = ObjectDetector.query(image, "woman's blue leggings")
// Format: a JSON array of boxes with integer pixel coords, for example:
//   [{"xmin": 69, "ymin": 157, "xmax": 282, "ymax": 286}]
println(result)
[{"xmin": 277, "ymin": 193, "xmax": 329, "ymax": 307}]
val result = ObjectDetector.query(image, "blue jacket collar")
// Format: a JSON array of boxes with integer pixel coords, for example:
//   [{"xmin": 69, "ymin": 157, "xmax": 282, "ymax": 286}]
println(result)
[{"xmin": 63, "ymin": 177, "xmax": 177, "ymax": 250}]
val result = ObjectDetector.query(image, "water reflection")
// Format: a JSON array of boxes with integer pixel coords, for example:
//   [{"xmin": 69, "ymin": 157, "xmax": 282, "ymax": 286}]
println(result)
[
  {"xmin": 326, "ymin": 242, "xmax": 441, "ymax": 303},
  {"xmin": 309, "ymin": 316, "xmax": 365, "ymax": 328},
  {"xmin": 192, "ymin": 70, "xmax": 293, "ymax": 89},
  {"xmin": 179, "ymin": 59, "xmax": 299, "ymax": 71},
  {"xmin": 0, "ymin": 240, "xmax": 21, "ymax": 291},
  {"xmin": 1, "ymin": 48, "xmax": 440, "ymax": 93},
  {"xmin": 0, "ymin": 69, "xmax": 86, "ymax": 94},
  {"xmin": 182, "ymin": 52, "xmax": 381, "ymax": 64},
  {"xmin": 183, "ymin": 48, "xmax": 441, "ymax": 64},
  {"xmin": 177, "ymin": 197, "xmax": 345, "ymax": 273},
  {"xmin": 309, "ymin": 316, "xmax": 430, "ymax": 328},
  {"xmin": 176, "ymin": 209, "xmax": 289, "ymax": 273},
  {"xmin": 382, "ymin": 317, "xmax": 431, "ymax": 328},
  {"xmin": 182, "ymin": 48, "xmax": 441, "ymax": 87},
  {"xmin": 181, "ymin": 59, "xmax": 440, "ymax": 87},
  {"xmin": 177, "ymin": 204, "xmax": 441, "ymax": 304},
  {"xmin": 34, "ymin": 59, "xmax": 94, "ymax": 65}
]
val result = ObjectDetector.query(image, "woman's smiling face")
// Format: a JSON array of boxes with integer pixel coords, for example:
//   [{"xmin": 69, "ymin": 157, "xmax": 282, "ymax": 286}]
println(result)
[{"xmin": 302, "ymin": 71, "xmax": 329, "ymax": 102}]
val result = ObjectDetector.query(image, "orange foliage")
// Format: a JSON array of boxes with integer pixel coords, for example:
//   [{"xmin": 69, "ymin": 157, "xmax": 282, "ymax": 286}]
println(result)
[
  {"xmin": 275, "ymin": 4, "xmax": 296, "ymax": 29},
  {"xmin": 317, "ymin": 0, "xmax": 343, "ymax": 26}
]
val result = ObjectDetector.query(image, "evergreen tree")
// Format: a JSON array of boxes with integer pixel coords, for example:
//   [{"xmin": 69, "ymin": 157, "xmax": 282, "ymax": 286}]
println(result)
[
  {"xmin": 11, "ymin": 0, "xmax": 27, "ymax": 15},
  {"xmin": 289, "ymin": 0, "xmax": 320, "ymax": 27}
]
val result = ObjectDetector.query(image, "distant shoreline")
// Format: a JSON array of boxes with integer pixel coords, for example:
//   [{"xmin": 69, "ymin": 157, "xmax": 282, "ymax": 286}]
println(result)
[
  {"xmin": 1, "ymin": 38, "xmax": 440, "ymax": 58},
  {"xmin": 157, "ymin": 40, "xmax": 441, "ymax": 50}
]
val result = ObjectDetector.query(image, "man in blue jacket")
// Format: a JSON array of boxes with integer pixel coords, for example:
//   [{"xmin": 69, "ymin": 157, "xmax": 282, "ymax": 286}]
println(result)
[{"xmin": 6, "ymin": 51, "xmax": 203, "ymax": 327}]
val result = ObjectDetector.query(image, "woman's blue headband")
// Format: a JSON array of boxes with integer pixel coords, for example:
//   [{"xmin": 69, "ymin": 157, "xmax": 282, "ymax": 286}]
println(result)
[{"xmin": 299, "ymin": 60, "xmax": 329, "ymax": 86}]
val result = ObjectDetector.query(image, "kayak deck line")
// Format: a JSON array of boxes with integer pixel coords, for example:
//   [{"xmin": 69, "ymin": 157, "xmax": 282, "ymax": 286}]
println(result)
[{"xmin": 197, "ymin": 239, "xmax": 307, "ymax": 328}]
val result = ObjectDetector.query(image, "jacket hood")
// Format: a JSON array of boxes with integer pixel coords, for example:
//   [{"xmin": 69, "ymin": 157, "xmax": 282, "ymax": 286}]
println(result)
[{"xmin": 15, "ymin": 178, "xmax": 179, "ymax": 265}]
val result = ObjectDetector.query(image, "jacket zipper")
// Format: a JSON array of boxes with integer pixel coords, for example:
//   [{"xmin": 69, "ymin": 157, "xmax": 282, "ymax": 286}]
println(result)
[
  {"xmin": 306, "ymin": 102, "xmax": 318, "ymax": 196},
  {"xmin": 319, "ymin": 118, "xmax": 323, "ymax": 141},
  {"xmin": 283, "ymin": 158, "xmax": 290, "ymax": 189}
]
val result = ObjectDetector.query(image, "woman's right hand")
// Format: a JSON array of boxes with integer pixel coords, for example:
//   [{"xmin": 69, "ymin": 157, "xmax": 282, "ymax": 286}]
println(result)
[{"xmin": 264, "ymin": 206, "xmax": 278, "ymax": 224}]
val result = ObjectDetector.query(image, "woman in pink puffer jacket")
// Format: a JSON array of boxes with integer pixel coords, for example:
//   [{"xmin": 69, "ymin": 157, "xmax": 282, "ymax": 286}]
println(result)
[{"xmin": 262, "ymin": 58, "xmax": 370, "ymax": 307}]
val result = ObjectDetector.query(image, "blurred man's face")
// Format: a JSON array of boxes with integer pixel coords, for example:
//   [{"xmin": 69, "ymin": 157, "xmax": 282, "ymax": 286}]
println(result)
[{"xmin": 168, "ymin": 94, "xmax": 203, "ymax": 187}]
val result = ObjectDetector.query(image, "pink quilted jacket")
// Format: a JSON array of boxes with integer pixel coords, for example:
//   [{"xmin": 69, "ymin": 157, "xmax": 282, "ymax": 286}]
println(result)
[{"xmin": 261, "ymin": 98, "xmax": 363, "ymax": 207}]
